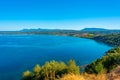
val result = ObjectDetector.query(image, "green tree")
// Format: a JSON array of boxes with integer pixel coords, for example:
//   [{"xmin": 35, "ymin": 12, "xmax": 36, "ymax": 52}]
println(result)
[
  {"xmin": 56, "ymin": 62, "xmax": 67, "ymax": 77},
  {"xmin": 22, "ymin": 60, "xmax": 80, "ymax": 80},
  {"xmin": 94, "ymin": 62, "xmax": 104, "ymax": 74},
  {"xmin": 41, "ymin": 62, "xmax": 50, "ymax": 80},
  {"xmin": 22, "ymin": 70, "xmax": 33, "ymax": 80},
  {"xmin": 67, "ymin": 60, "xmax": 80, "ymax": 74},
  {"xmin": 33, "ymin": 64, "xmax": 41, "ymax": 79}
]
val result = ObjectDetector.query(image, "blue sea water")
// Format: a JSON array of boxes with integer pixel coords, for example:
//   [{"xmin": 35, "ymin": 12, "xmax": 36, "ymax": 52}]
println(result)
[{"xmin": 0, "ymin": 35, "xmax": 112, "ymax": 80}]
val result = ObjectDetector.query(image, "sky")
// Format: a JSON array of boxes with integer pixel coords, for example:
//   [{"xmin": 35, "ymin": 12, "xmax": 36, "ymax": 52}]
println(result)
[{"xmin": 0, "ymin": 0, "xmax": 120, "ymax": 31}]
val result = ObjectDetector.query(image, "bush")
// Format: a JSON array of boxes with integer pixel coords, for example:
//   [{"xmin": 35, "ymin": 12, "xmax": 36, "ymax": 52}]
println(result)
[{"xmin": 22, "ymin": 60, "xmax": 80, "ymax": 80}]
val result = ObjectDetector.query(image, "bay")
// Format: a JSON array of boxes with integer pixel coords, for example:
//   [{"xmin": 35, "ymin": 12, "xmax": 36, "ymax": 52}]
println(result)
[{"xmin": 0, "ymin": 35, "xmax": 112, "ymax": 80}]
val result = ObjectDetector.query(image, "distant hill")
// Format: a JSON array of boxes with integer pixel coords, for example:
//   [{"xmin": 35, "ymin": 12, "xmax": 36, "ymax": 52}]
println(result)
[
  {"xmin": 21, "ymin": 28, "xmax": 108, "ymax": 32},
  {"xmin": 81, "ymin": 28, "xmax": 108, "ymax": 31},
  {"xmin": 81, "ymin": 28, "xmax": 120, "ymax": 34},
  {"xmin": 0, "ymin": 28, "xmax": 120, "ymax": 35},
  {"xmin": 21, "ymin": 28, "xmax": 60, "ymax": 32},
  {"xmin": 20, "ymin": 28, "xmax": 78, "ymax": 32}
]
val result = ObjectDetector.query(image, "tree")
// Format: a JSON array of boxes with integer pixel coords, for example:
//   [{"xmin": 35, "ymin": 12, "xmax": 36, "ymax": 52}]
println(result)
[
  {"xmin": 94, "ymin": 62, "xmax": 104, "ymax": 74},
  {"xmin": 22, "ymin": 70, "xmax": 33, "ymax": 80},
  {"xmin": 33, "ymin": 64, "xmax": 41, "ymax": 73},
  {"xmin": 33, "ymin": 64, "xmax": 41, "ymax": 79},
  {"xmin": 67, "ymin": 60, "xmax": 80, "ymax": 74},
  {"xmin": 22, "ymin": 60, "xmax": 80, "ymax": 80}
]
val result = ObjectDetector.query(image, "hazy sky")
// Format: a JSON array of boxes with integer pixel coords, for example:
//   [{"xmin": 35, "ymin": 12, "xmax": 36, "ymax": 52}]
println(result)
[{"xmin": 0, "ymin": 0, "xmax": 120, "ymax": 31}]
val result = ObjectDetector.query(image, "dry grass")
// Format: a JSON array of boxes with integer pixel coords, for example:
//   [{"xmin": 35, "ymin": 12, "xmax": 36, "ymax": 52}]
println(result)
[
  {"xmin": 59, "ymin": 73, "xmax": 107, "ymax": 80},
  {"xmin": 59, "ymin": 66, "xmax": 120, "ymax": 80},
  {"xmin": 107, "ymin": 66, "xmax": 120, "ymax": 80},
  {"xmin": 83, "ymin": 73, "xmax": 107, "ymax": 80},
  {"xmin": 59, "ymin": 73, "xmax": 85, "ymax": 80}
]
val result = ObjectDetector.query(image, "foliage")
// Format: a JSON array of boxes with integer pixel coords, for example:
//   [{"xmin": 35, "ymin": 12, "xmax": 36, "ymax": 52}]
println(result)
[
  {"xmin": 85, "ymin": 47, "xmax": 120, "ymax": 74},
  {"xmin": 22, "ymin": 70, "xmax": 33, "ymax": 80},
  {"xmin": 22, "ymin": 60, "xmax": 80, "ymax": 80},
  {"xmin": 93, "ymin": 34, "xmax": 120, "ymax": 46},
  {"xmin": 67, "ymin": 60, "xmax": 80, "ymax": 74}
]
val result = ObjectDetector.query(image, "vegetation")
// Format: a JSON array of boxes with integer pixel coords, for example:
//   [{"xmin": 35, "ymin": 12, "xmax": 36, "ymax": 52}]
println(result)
[
  {"xmin": 93, "ymin": 34, "xmax": 120, "ymax": 46},
  {"xmin": 22, "ymin": 60, "xmax": 80, "ymax": 80},
  {"xmin": 85, "ymin": 47, "xmax": 120, "ymax": 74}
]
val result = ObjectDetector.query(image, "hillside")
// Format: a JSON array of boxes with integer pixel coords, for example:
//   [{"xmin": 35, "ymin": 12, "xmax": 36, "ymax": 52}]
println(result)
[
  {"xmin": 107, "ymin": 66, "xmax": 120, "ymax": 80},
  {"xmin": 85, "ymin": 47, "xmax": 120, "ymax": 74},
  {"xmin": 93, "ymin": 33, "xmax": 120, "ymax": 46}
]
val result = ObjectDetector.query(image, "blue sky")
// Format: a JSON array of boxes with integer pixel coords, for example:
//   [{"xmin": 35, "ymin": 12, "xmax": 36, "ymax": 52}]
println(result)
[{"xmin": 0, "ymin": 0, "xmax": 120, "ymax": 30}]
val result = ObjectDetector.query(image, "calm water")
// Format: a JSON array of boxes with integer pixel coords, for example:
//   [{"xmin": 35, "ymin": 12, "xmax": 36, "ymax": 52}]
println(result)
[{"xmin": 0, "ymin": 35, "xmax": 112, "ymax": 80}]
